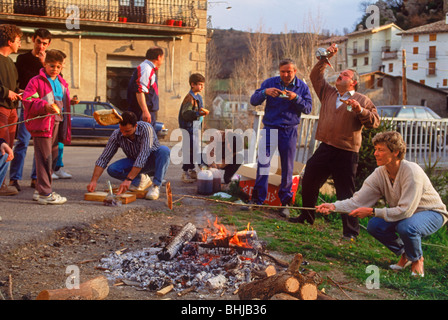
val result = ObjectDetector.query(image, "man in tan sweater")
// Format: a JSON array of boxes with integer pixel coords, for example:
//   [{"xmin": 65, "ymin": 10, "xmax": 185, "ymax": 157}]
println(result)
[{"xmin": 290, "ymin": 44, "xmax": 380, "ymax": 240}]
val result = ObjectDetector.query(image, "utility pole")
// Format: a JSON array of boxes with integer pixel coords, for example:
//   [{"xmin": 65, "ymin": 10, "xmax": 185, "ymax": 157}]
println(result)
[{"xmin": 402, "ymin": 49, "xmax": 407, "ymax": 105}]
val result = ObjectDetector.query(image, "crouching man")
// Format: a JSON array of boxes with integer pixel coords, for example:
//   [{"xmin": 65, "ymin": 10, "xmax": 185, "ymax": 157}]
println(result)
[{"xmin": 87, "ymin": 111, "xmax": 170, "ymax": 200}]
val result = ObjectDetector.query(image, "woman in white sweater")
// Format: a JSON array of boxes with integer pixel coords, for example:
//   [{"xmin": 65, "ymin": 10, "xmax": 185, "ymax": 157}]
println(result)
[{"xmin": 316, "ymin": 131, "xmax": 447, "ymax": 277}]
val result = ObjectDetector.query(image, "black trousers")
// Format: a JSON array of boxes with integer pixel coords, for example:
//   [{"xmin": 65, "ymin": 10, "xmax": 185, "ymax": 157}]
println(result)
[{"xmin": 300, "ymin": 143, "xmax": 359, "ymax": 237}]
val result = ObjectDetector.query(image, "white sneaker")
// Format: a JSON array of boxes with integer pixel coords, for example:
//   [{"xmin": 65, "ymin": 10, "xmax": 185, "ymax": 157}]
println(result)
[
  {"xmin": 33, "ymin": 190, "xmax": 39, "ymax": 201},
  {"xmin": 129, "ymin": 173, "xmax": 152, "ymax": 191},
  {"xmin": 52, "ymin": 172, "xmax": 59, "ymax": 180},
  {"xmin": 145, "ymin": 185, "xmax": 160, "ymax": 200},
  {"xmin": 54, "ymin": 168, "xmax": 72, "ymax": 179},
  {"xmin": 37, "ymin": 192, "xmax": 67, "ymax": 205}
]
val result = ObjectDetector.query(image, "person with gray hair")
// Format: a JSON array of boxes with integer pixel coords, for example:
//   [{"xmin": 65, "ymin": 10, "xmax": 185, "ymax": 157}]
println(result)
[
  {"xmin": 316, "ymin": 131, "xmax": 448, "ymax": 277},
  {"xmin": 292, "ymin": 43, "xmax": 380, "ymax": 241}
]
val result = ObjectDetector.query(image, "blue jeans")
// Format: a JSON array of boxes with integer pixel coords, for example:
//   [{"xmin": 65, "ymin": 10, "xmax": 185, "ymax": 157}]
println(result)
[
  {"xmin": 106, "ymin": 145, "xmax": 170, "ymax": 187},
  {"xmin": 367, "ymin": 211, "xmax": 444, "ymax": 261},
  {"xmin": 0, "ymin": 153, "xmax": 10, "ymax": 185},
  {"xmin": 252, "ymin": 125, "xmax": 298, "ymax": 206},
  {"xmin": 9, "ymin": 107, "xmax": 36, "ymax": 181}
]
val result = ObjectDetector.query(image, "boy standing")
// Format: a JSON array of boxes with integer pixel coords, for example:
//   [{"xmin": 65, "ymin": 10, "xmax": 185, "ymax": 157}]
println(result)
[
  {"xmin": 178, "ymin": 73, "xmax": 209, "ymax": 183},
  {"xmin": 127, "ymin": 47, "xmax": 164, "ymax": 125},
  {"xmin": 0, "ymin": 24, "xmax": 22, "ymax": 195},
  {"xmin": 9, "ymin": 28, "xmax": 52, "ymax": 191},
  {"xmin": 22, "ymin": 49, "xmax": 72, "ymax": 205}
]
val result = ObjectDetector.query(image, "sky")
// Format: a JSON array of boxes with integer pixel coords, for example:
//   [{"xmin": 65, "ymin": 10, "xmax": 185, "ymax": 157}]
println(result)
[{"xmin": 208, "ymin": 0, "xmax": 367, "ymax": 35}]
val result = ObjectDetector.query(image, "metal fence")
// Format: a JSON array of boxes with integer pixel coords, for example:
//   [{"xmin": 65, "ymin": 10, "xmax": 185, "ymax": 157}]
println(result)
[
  {"xmin": 249, "ymin": 112, "xmax": 448, "ymax": 168},
  {"xmin": 0, "ymin": 0, "xmax": 199, "ymax": 27},
  {"xmin": 295, "ymin": 114, "xmax": 448, "ymax": 168}
]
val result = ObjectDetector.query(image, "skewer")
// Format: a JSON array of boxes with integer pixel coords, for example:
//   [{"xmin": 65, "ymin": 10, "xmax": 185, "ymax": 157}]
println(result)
[{"xmin": 169, "ymin": 193, "xmax": 351, "ymax": 215}]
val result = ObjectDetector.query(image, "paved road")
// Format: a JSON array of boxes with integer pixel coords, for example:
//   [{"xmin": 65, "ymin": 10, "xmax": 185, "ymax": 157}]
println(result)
[{"xmin": 0, "ymin": 140, "xmax": 192, "ymax": 253}]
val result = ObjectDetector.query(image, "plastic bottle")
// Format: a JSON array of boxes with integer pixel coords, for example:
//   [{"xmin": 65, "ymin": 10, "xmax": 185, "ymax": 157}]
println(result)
[
  {"xmin": 210, "ymin": 168, "xmax": 222, "ymax": 193},
  {"xmin": 197, "ymin": 169, "xmax": 213, "ymax": 195}
]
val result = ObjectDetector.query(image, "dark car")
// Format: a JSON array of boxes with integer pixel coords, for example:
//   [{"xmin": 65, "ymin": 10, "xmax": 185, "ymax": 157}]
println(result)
[
  {"xmin": 376, "ymin": 105, "xmax": 446, "ymax": 151},
  {"xmin": 70, "ymin": 101, "xmax": 168, "ymax": 139}
]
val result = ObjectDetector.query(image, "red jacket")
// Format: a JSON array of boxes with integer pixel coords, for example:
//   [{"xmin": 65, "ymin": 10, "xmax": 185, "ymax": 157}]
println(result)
[{"xmin": 23, "ymin": 69, "xmax": 72, "ymax": 144}]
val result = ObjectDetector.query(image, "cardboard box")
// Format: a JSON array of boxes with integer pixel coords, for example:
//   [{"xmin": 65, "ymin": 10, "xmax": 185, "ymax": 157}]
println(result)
[{"xmin": 236, "ymin": 156, "xmax": 305, "ymax": 206}]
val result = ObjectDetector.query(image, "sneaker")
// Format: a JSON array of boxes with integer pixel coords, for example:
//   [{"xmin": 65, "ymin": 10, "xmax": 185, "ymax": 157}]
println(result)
[
  {"xmin": 37, "ymin": 192, "xmax": 67, "ymax": 205},
  {"xmin": 0, "ymin": 184, "xmax": 18, "ymax": 196},
  {"xmin": 182, "ymin": 171, "xmax": 196, "ymax": 183},
  {"xmin": 278, "ymin": 205, "xmax": 290, "ymax": 218},
  {"xmin": 411, "ymin": 257, "xmax": 424, "ymax": 277},
  {"xmin": 9, "ymin": 180, "xmax": 21, "ymax": 191},
  {"xmin": 51, "ymin": 172, "xmax": 59, "ymax": 180},
  {"xmin": 145, "ymin": 185, "xmax": 160, "ymax": 200},
  {"xmin": 129, "ymin": 173, "xmax": 152, "ymax": 191},
  {"xmin": 54, "ymin": 168, "xmax": 72, "ymax": 179},
  {"xmin": 389, "ymin": 255, "xmax": 411, "ymax": 271},
  {"xmin": 33, "ymin": 190, "xmax": 40, "ymax": 201},
  {"xmin": 188, "ymin": 169, "xmax": 197, "ymax": 180}
]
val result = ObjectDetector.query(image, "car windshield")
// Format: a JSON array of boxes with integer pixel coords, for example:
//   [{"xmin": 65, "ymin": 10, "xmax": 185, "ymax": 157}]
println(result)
[{"xmin": 377, "ymin": 107, "xmax": 399, "ymax": 118}]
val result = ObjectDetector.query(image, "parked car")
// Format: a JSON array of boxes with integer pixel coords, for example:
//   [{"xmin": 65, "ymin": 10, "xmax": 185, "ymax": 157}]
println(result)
[
  {"xmin": 70, "ymin": 100, "xmax": 168, "ymax": 139},
  {"xmin": 376, "ymin": 105, "xmax": 446, "ymax": 151}
]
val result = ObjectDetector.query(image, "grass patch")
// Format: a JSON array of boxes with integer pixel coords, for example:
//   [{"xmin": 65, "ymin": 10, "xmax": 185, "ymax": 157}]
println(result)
[{"xmin": 214, "ymin": 206, "xmax": 448, "ymax": 300}]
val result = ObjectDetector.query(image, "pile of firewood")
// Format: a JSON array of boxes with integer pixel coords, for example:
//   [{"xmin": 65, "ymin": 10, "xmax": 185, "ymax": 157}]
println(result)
[{"xmin": 237, "ymin": 253, "xmax": 335, "ymax": 300}]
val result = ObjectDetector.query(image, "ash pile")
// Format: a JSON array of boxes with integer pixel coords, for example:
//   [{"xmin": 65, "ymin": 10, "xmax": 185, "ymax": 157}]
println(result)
[{"xmin": 98, "ymin": 221, "xmax": 286, "ymax": 296}]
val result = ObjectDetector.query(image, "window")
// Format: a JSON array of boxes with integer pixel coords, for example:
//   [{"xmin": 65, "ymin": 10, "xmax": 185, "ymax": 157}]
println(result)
[
  {"xmin": 414, "ymin": 35, "xmax": 419, "ymax": 42},
  {"xmin": 443, "ymin": 79, "xmax": 448, "ymax": 87},
  {"xmin": 420, "ymin": 80, "xmax": 425, "ymax": 85},
  {"xmin": 429, "ymin": 46, "xmax": 436, "ymax": 59},
  {"xmin": 413, "ymin": 63, "xmax": 418, "ymax": 70},
  {"xmin": 364, "ymin": 57, "xmax": 369, "ymax": 65},
  {"xmin": 429, "ymin": 33, "xmax": 437, "ymax": 41},
  {"xmin": 353, "ymin": 41, "xmax": 358, "ymax": 54},
  {"xmin": 365, "ymin": 39, "xmax": 369, "ymax": 52},
  {"xmin": 353, "ymin": 59, "xmax": 357, "ymax": 67},
  {"xmin": 413, "ymin": 47, "xmax": 418, "ymax": 54},
  {"xmin": 388, "ymin": 63, "xmax": 393, "ymax": 72},
  {"xmin": 428, "ymin": 62, "xmax": 436, "ymax": 75}
]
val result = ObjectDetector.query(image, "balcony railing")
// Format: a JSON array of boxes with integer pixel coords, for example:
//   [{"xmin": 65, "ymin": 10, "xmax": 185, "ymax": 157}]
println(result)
[{"xmin": 0, "ymin": 0, "xmax": 199, "ymax": 27}]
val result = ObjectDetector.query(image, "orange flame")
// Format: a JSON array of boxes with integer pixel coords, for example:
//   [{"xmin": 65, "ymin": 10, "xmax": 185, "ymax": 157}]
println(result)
[{"xmin": 202, "ymin": 217, "xmax": 254, "ymax": 249}]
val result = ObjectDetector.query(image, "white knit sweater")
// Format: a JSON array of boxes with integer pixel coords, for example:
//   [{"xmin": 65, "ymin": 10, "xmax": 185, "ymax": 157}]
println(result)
[{"xmin": 334, "ymin": 160, "xmax": 448, "ymax": 224}]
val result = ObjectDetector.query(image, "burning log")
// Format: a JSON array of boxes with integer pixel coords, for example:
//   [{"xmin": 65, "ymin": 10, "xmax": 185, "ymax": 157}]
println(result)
[
  {"xmin": 237, "ymin": 254, "xmax": 319, "ymax": 301},
  {"xmin": 158, "ymin": 223, "xmax": 197, "ymax": 261}
]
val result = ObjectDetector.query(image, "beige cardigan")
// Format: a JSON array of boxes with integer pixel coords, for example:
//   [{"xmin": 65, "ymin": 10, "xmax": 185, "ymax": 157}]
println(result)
[{"xmin": 334, "ymin": 160, "xmax": 448, "ymax": 224}]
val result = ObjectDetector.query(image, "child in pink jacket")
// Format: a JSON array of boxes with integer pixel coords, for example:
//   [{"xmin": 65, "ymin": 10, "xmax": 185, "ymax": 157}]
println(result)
[{"xmin": 23, "ymin": 49, "xmax": 72, "ymax": 205}]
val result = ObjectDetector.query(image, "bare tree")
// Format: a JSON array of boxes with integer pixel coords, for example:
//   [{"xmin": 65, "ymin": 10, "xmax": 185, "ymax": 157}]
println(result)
[
  {"xmin": 280, "ymin": 11, "xmax": 323, "ymax": 115},
  {"xmin": 205, "ymin": 38, "xmax": 222, "ymax": 108}
]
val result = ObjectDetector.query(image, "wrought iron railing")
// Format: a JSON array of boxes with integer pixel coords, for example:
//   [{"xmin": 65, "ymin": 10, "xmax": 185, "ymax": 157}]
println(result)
[{"xmin": 0, "ymin": 0, "xmax": 199, "ymax": 27}]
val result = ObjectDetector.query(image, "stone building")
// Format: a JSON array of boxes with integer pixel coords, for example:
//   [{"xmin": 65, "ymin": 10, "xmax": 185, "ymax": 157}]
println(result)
[{"xmin": 0, "ymin": 0, "xmax": 209, "ymax": 131}]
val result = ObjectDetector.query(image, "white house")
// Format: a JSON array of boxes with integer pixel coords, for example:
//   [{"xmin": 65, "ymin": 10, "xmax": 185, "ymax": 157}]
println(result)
[
  {"xmin": 394, "ymin": 18, "xmax": 448, "ymax": 90},
  {"xmin": 347, "ymin": 23, "xmax": 403, "ymax": 75}
]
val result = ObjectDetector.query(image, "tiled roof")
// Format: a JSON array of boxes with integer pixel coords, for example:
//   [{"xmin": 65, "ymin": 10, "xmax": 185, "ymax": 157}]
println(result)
[
  {"xmin": 347, "ymin": 23, "xmax": 403, "ymax": 36},
  {"xmin": 399, "ymin": 20, "xmax": 448, "ymax": 35}
]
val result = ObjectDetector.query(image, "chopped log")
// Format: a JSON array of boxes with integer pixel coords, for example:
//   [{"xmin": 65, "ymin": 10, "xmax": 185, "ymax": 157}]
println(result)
[
  {"xmin": 297, "ymin": 282, "xmax": 318, "ymax": 300},
  {"xmin": 287, "ymin": 253, "xmax": 303, "ymax": 276},
  {"xmin": 158, "ymin": 223, "xmax": 197, "ymax": 260},
  {"xmin": 36, "ymin": 276, "xmax": 109, "ymax": 300},
  {"xmin": 157, "ymin": 284, "xmax": 174, "ymax": 296},
  {"xmin": 238, "ymin": 273, "xmax": 300, "ymax": 300},
  {"xmin": 317, "ymin": 291, "xmax": 337, "ymax": 300},
  {"xmin": 270, "ymin": 293, "xmax": 299, "ymax": 300},
  {"xmin": 252, "ymin": 265, "xmax": 277, "ymax": 279}
]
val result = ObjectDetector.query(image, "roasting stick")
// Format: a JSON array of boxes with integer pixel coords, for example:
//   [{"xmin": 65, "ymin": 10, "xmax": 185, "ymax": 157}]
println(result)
[{"xmin": 168, "ymin": 191, "xmax": 351, "ymax": 215}]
